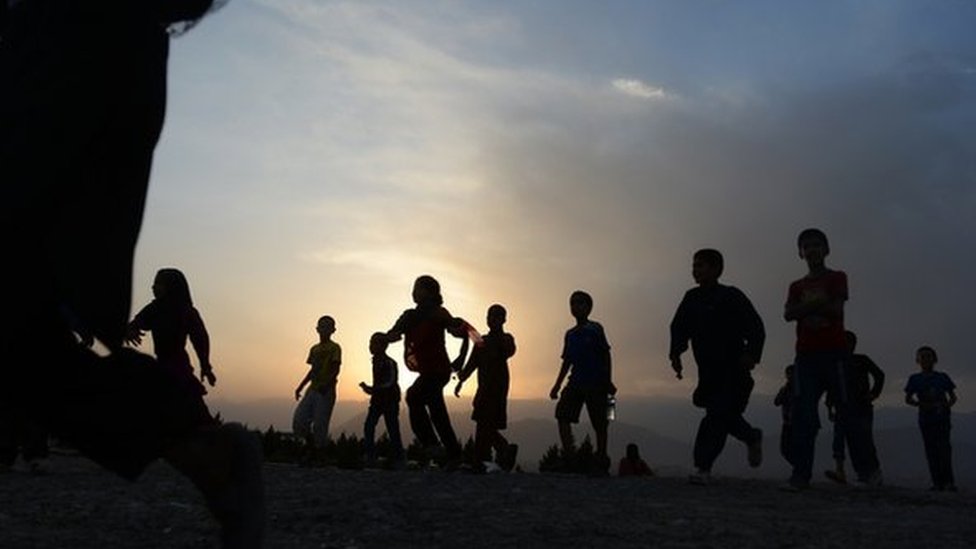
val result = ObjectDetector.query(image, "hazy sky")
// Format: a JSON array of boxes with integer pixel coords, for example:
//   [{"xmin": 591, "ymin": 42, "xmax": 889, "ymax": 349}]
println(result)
[{"xmin": 136, "ymin": 0, "xmax": 975, "ymax": 410}]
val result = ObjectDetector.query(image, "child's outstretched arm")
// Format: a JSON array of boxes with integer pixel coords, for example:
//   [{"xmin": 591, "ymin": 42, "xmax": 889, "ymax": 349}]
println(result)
[
  {"xmin": 188, "ymin": 308, "xmax": 216, "ymax": 386},
  {"xmin": 502, "ymin": 333, "xmax": 516, "ymax": 359},
  {"xmin": 383, "ymin": 327, "xmax": 404, "ymax": 344},
  {"xmin": 359, "ymin": 381, "xmax": 374, "ymax": 395},
  {"xmin": 865, "ymin": 357, "xmax": 885, "ymax": 401},
  {"xmin": 669, "ymin": 296, "xmax": 692, "ymax": 380},
  {"xmin": 738, "ymin": 292, "xmax": 765, "ymax": 369},
  {"xmin": 451, "ymin": 331, "xmax": 470, "ymax": 373},
  {"xmin": 124, "ymin": 322, "xmax": 146, "ymax": 347},
  {"xmin": 322, "ymin": 357, "xmax": 341, "ymax": 385},
  {"xmin": 550, "ymin": 360, "xmax": 571, "ymax": 399},
  {"xmin": 454, "ymin": 348, "xmax": 478, "ymax": 397},
  {"xmin": 295, "ymin": 367, "xmax": 316, "ymax": 401}
]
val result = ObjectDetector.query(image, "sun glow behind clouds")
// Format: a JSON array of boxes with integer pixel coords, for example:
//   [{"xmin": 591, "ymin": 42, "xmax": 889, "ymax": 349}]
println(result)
[{"xmin": 145, "ymin": 0, "xmax": 976, "ymax": 410}]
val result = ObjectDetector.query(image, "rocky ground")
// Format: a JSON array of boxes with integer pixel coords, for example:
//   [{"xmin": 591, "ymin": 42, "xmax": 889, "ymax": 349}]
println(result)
[{"xmin": 1, "ymin": 454, "xmax": 974, "ymax": 548}]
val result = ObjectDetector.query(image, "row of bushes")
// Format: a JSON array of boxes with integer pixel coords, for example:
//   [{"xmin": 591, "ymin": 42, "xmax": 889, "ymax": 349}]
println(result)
[{"xmin": 255, "ymin": 425, "xmax": 599, "ymax": 474}]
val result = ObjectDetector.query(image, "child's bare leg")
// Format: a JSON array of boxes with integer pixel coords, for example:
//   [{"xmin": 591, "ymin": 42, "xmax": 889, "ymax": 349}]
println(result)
[
  {"xmin": 165, "ymin": 423, "xmax": 265, "ymax": 549},
  {"xmin": 490, "ymin": 429, "xmax": 509, "ymax": 457},
  {"xmin": 595, "ymin": 423, "xmax": 608, "ymax": 459},
  {"xmin": 558, "ymin": 420, "xmax": 574, "ymax": 452}
]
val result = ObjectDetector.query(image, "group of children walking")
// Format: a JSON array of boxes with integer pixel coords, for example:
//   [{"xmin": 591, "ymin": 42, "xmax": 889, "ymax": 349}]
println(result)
[
  {"xmin": 289, "ymin": 277, "xmax": 613, "ymax": 474},
  {"xmin": 63, "ymin": 226, "xmax": 958, "ymax": 492},
  {"xmin": 291, "ymin": 275, "xmax": 522, "ymax": 472},
  {"xmin": 669, "ymin": 228, "xmax": 958, "ymax": 492},
  {"xmin": 283, "ymin": 227, "xmax": 959, "ymax": 489}
]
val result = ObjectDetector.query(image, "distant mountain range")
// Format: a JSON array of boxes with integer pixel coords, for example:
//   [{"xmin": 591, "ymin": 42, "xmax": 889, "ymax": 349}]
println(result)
[{"xmin": 211, "ymin": 394, "xmax": 974, "ymax": 488}]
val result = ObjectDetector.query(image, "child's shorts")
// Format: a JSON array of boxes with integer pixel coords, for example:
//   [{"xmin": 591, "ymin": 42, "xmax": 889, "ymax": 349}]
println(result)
[{"xmin": 555, "ymin": 385, "xmax": 609, "ymax": 426}]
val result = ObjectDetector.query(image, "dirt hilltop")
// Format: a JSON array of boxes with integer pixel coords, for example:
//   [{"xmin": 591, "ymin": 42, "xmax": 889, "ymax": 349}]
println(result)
[{"xmin": 1, "ymin": 455, "xmax": 974, "ymax": 548}]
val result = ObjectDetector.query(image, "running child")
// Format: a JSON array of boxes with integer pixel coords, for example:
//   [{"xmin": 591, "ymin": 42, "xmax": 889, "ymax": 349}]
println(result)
[
  {"xmin": 384, "ymin": 275, "xmax": 476, "ymax": 466},
  {"xmin": 455, "ymin": 304, "xmax": 518, "ymax": 472}
]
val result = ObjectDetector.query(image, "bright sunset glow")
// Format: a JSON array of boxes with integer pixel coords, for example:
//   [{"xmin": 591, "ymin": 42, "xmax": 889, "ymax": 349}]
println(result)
[{"xmin": 133, "ymin": 0, "xmax": 975, "ymax": 416}]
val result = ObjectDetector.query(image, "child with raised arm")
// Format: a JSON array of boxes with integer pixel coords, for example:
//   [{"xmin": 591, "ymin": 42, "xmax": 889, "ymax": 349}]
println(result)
[
  {"xmin": 550, "ymin": 290, "xmax": 615, "ymax": 475},
  {"xmin": 293, "ymin": 315, "xmax": 341, "ymax": 463},
  {"xmin": 783, "ymin": 228, "xmax": 848, "ymax": 491},
  {"xmin": 455, "ymin": 304, "xmax": 518, "ymax": 472},
  {"xmin": 385, "ymin": 275, "xmax": 475, "ymax": 466},
  {"xmin": 126, "ymin": 268, "xmax": 217, "ymax": 399},
  {"xmin": 905, "ymin": 346, "xmax": 957, "ymax": 491},
  {"xmin": 359, "ymin": 333, "xmax": 405, "ymax": 467}
]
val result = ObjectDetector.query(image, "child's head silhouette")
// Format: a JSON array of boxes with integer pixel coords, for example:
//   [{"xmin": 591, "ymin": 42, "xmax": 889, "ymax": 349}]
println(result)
[
  {"xmin": 916, "ymin": 345, "xmax": 938, "ymax": 371},
  {"xmin": 153, "ymin": 268, "xmax": 192, "ymax": 305},
  {"xmin": 487, "ymin": 304, "xmax": 507, "ymax": 330},
  {"xmin": 412, "ymin": 275, "xmax": 443, "ymax": 306},
  {"xmin": 569, "ymin": 290, "xmax": 593, "ymax": 321},
  {"xmin": 369, "ymin": 332, "xmax": 389, "ymax": 355}
]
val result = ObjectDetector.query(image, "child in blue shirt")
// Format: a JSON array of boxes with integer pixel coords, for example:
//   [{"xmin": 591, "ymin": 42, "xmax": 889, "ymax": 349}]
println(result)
[
  {"xmin": 904, "ymin": 345, "xmax": 957, "ymax": 491},
  {"xmin": 550, "ymin": 290, "xmax": 615, "ymax": 474}
]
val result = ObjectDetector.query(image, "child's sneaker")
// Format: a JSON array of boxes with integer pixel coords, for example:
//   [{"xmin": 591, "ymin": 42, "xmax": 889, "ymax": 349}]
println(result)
[
  {"xmin": 388, "ymin": 451, "xmax": 408, "ymax": 470},
  {"xmin": 362, "ymin": 453, "xmax": 379, "ymax": 469},
  {"xmin": 424, "ymin": 444, "xmax": 447, "ymax": 464},
  {"xmin": 779, "ymin": 477, "xmax": 810, "ymax": 492},
  {"xmin": 855, "ymin": 469, "xmax": 883, "ymax": 488},
  {"xmin": 689, "ymin": 469, "xmax": 711, "ymax": 485},
  {"xmin": 824, "ymin": 469, "xmax": 847, "ymax": 484},
  {"xmin": 497, "ymin": 444, "xmax": 519, "ymax": 472}
]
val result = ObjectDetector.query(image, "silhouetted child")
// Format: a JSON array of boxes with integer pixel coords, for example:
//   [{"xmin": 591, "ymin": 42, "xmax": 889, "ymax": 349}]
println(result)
[
  {"xmin": 824, "ymin": 330, "xmax": 884, "ymax": 486},
  {"xmin": 783, "ymin": 228, "xmax": 848, "ymax": 491},
  {"xmin": 550, "ymin": 290, "xmax": 615, "ymax": 475},
  {"xmin": 669, "ymin": 249, "xmax": 765, "ymax": 485},
  {"xmin": 455, "ymin": 304, "xmax": 518, "ymax": 472},
  {"xmin": 127, "ymin": 268, "xmax": 218, "ymax": 398},
  {"xmin": 905, "ymin": 346, "xmax": 957, "ymax": 491},
  {"xmin": 2, "ymin": 3, "xmax": 265, "ymax": 543},
  {"xmin": 293, "ymin": 315, "xmax": 341, "ymax": 462},
  {"xmin": 773, "ymin": 364, "xmax": 795, "ymax": 466},
  {"xmin": 384, "ymin": 275, "xmax": 475, "ymax": 466},
  {"xmin": 618, "ymin": 443, "xmax": 653, "ymax": 477},
  {"xmin": 359, "ymin": 332, "xmax": 405, "ymax": 467}
]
